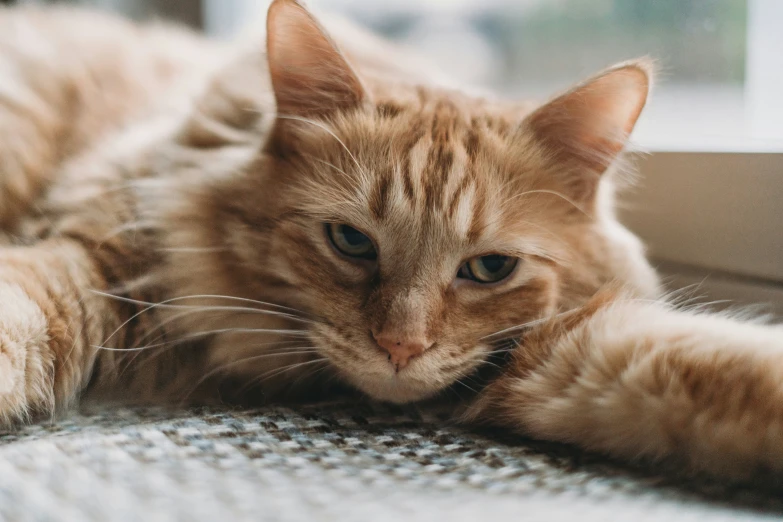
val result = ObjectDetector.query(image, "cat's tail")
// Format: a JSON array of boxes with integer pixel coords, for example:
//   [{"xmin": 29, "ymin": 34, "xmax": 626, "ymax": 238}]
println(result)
[{"xmin": 465, "ymin": 289, "xmax": 783, "ymax": 484}]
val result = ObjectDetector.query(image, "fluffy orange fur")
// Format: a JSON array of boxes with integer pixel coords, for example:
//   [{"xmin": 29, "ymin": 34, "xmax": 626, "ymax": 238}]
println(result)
[{"xmin": 0, "ymin": 0, "xmax": 780, "ymax": 484}]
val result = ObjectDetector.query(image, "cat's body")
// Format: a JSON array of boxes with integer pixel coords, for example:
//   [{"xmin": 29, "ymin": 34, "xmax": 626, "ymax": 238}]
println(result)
[{"xmin": 0, "ymin": 1, "xmax": 780, "ymax": 485}]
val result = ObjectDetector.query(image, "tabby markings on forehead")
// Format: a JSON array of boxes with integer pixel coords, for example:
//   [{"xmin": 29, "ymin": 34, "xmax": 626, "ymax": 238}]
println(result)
[{"xmin": 364, "ymin": 122, "xmax": 483, "ymax": 241}]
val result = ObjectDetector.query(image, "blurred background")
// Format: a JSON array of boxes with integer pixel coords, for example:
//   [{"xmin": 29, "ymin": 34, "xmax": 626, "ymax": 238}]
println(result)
[{"xmin": 11, "ymin": 0, "xmax": 782, "ymax": 152}]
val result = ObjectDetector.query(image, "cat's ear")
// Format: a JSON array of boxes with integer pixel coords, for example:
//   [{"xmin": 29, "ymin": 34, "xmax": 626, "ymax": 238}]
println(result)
[
  {"xmin": 266, "ymin": 0, "xmax": 368, "ymax": 119},
  {"xmin": 523, "ymin": 61, "xmax": 651, "ymax": 200}
]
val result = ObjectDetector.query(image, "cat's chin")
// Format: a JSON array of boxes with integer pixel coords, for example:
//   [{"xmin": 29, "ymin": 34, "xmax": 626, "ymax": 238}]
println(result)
[{"xmin": 347, "ymin": 373, "xmax": 446, "ymax": 405}]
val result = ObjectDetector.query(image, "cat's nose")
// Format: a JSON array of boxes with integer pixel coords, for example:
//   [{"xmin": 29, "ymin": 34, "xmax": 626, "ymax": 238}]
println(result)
[{"xmin": 373, "ymin": 334, "xmax": 430, "ymax": 371}]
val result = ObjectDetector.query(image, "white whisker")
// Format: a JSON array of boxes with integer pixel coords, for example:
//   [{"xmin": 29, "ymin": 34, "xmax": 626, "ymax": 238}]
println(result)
[
  {"xmin": 503, "ymin": 189, "xmax": 589, "ymax": 217},
  {"xmin": 479, "ymin": 317, "xmax": 549, "ymax": 341},
  {"xmin": 452, "ymin": 378, "xmax": 480, "ymax": 395},
  {"xmin": 239, "ymin": 357, "xmax": 330, "ymax": 394},
  {"xmin": 160, "ymin": 247, "xmax": 231, "ymax": 254},
  {"xmin": 481, "ymin": 308, "xmax": 580, "ymax": 341},
  {"xmin": 91, "ymin": 291, "xmax": 316, "ymax": 349},
  {"xmin": 179, "ymin": 347, "xmax": 322, "ymax": 403},
  {"xmin": 276, "ymin": 114, "xmax": 369, "ymax": 178},
  {"xmin": 182, "ymin": 346, "xmax": 318, "ymax": 401},
  {"xmin": 95, "ymin": 327, "xmax": 310, "ymax": 353},
  {"xmin": 127, "ymin": 304, "xmax": 312, "ymax": 351},
  {"xmin": 308, "ymin": 156, "xmax": 355, "ymax": 184},
  {"xmin": 92, "ymin": 291, "xmax": 312, "ymax": 317}
]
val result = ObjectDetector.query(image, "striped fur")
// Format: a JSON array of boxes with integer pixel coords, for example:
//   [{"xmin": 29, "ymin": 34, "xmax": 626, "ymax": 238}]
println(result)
[
  {"xmin": 0, "ymin": 0, "xmax": 661, "ymax": 409},
  {"xmin": 0, "ymin": 2, "xmax": 659, "ymax": 413},
  {"xmin": 0, "ymin": 0, "xmax": 781, "ymax": 484}
]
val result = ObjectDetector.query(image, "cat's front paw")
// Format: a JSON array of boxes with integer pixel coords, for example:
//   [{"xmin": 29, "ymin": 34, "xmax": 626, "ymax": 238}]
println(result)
[{"xmin": 0, "ymin": 282, "xmax": 55, "ymax": 424}]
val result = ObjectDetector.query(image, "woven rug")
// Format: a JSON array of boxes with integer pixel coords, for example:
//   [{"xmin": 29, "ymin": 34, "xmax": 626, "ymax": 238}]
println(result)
[{"xmin": 0, "ymin": 402, "xmax": 780, "ymax": 521}]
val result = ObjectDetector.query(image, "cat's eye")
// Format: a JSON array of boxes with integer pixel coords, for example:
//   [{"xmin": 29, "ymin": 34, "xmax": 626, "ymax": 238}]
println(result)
[
  {"xmin": 326, "ymin": 223, "xmax": 377, "ymax": 260},
  {"xmin": 458, "ymin": 255, "xmax": 518, "ymax": 284}
]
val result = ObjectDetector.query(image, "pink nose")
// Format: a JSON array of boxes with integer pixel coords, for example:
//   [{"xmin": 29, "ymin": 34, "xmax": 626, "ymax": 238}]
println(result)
[{"xmin": 374, "ymin": 334, "xmax": 430, "ymax": 371}]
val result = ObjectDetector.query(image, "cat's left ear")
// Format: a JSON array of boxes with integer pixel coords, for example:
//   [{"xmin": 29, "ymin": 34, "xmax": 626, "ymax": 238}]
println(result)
[
  {"xmin": 522, "ymin": 61, "xmax": 651, "ymax": 201},
  {"xmin": 266, "ymin": 0, "xmax": 368, "ymax": 119}
]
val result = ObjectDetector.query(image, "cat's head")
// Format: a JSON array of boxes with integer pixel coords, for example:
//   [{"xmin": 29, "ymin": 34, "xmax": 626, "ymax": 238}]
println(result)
[{"xmin": 171, "ymin": 0, "xmax": 659, "ymax": 403}]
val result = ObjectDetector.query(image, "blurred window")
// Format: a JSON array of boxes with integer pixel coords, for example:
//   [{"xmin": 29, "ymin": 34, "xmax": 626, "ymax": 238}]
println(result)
[
  {"xmin": 22, "ymin": 0, "xmax": 783, "ymax": 151},
  {"xmin": 314, "ymin": 0, "xmax": 779, "ymax": 152},
  {"xmin": 206, "ymin": 0, "xmax": 780, "ymax": 152}
]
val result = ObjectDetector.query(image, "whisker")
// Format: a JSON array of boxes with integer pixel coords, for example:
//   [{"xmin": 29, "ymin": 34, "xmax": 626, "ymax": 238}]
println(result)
[
  {"xmin": 307, "ymin": 156, "xmax": 355, "ymax": 184},
  {"xmin": 238, "ymin": 358, "xmax": 330, "ymax": 395},
  {"xmin": 480, "ymin": 339, "xmax": 520, "ymax": 357},
  {"xmin": 682, "ymin": 299, "xmax": 735, "ymax": 313},
  {"xmin": 480, "ymin": 307, "xmax": 582, "ymax": 341},
  {"xmin": 503, "ymin": 189, "xmax": 589, "ymax": 217},
  {"xmin": 479, "ymin": 317, "xmax": 549, "ymax": 341},
  {"xmin": 94, "ymin": 327, "xmax": 310, "ymax": 353},
  {"xmin": 481, "ymin": 290, "xmax": 740, "ymax": 354},
  {"xmin": 472, "ymin": 357, "xmax": 504, "ymax": 370},
  {"xmin": 289, "ymin": 360, "xmax": 334, "ymax": 391},
  {"xmin": 159, "ymin": 247, "xmax": 231, "ymax": 254},
  {"xmin": 452, "ymin": 378, "xmax": 480, "ymax": 395},
  {"xmin": 126, "ymin": 304, "xmax": 312, "ymax": 352},
  {"xmin": 178, "ymin": 347, "xmax": 322, "ymax": 403},
  {"xmin": 123, "ymin": 339, "xmax": 310, "ymax": 385},
  {"xmin": 259, "ymin": 357, "xmax": 329, "ymax": 381},
  {"xmin": 92, "ymin": 291, "xmax": 314, "ymax": 317},
  {"xmin": 275, "ymin": 114, "xmax": 369, "ymax": 178},
  {"xmin": 481, "ymin": 346, "xmax": 517, "ymax": 358},
  {"xmin": 92, "ymin": 291, "xmax": 316, "ymax": 348}
]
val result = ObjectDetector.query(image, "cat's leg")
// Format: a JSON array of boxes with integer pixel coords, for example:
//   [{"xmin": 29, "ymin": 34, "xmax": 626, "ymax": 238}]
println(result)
[
  {"xmin": 0, "ymin": 237, "xmax": 122, "ymax": 424},
  {"xmin": 465, "ymin": 291, "xmax": 783, "ymax": 482}
]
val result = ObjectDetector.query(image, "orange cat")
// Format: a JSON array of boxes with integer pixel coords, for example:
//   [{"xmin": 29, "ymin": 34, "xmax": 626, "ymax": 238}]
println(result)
[{"xmin": 0, "ymin": 0, "xmax": 780, "ymax": 484}]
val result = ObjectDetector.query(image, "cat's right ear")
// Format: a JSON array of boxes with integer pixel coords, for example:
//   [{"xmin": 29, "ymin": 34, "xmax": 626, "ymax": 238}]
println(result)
[{"xmin": 266, "ymin": 0, "xmax": 368, "ymax": 120}]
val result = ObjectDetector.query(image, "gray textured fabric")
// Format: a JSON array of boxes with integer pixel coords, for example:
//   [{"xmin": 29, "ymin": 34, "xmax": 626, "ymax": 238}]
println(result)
[{"xmin": 0, "ymin": 402, "xmax": 779, "ymax": 521}]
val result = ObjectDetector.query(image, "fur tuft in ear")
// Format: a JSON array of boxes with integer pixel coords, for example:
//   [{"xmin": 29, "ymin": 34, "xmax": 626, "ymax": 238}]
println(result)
[
  {"xmin": 266, "ymin": 0, "xmax": 368, "ymax": 120},
  {"xmin": 524, "ymin": 60, "xmax": 652, "ymax": 199}
]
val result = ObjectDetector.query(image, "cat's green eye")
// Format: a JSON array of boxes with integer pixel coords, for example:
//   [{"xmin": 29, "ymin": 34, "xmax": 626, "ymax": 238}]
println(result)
[
  {"xmin": 458, "ymin": 255, "xmax": 518, "ymax": 284},
  {"xmin": 326, "ymin": 223, "xmax": 377, "ymax": 260}
]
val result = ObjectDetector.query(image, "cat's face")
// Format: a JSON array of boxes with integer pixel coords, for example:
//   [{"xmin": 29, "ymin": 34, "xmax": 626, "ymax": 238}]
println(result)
[
  {"xmin": 190, "ymin": 0, "xmax": 657, "ymax": 403},
  {"xmin": 259, "ymin": 100, "xmax": 568, "ymax": 402}
]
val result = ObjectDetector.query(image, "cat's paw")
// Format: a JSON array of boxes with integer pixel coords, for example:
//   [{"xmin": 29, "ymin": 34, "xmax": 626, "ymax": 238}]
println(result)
[{"xmin": 0, "ymin": 282, "xmax": 54, "ymax": 424}]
